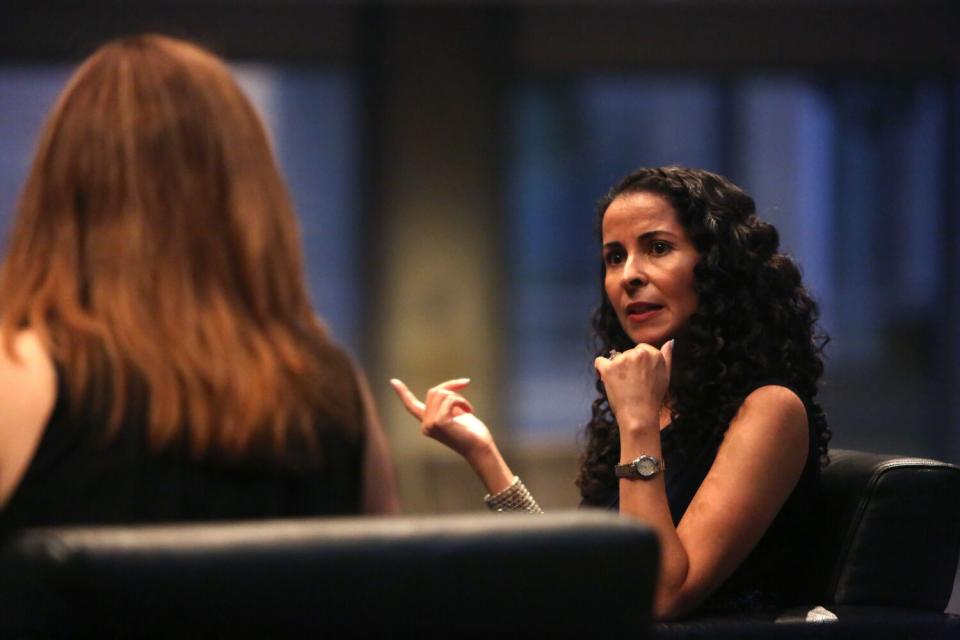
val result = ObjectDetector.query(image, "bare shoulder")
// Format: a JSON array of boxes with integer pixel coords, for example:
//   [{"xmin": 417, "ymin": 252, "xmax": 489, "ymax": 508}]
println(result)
[
  {"xmin": 0, "ymin": 328, "xmax": 57, "ymax": 507},
  {"xmin": 0, "ymin": 330, "xmax": 55, "ymax": 390},
  {"xmin": 0, "ymin": 328, "xmax": 54, "ymax": 382},
  {"xmin": 724, "ymin": 384, "xmax": 809, "ymax": 461},
  {"xmin": 733, "ymin": 385, "xmax": 807, "ymax": 432}
]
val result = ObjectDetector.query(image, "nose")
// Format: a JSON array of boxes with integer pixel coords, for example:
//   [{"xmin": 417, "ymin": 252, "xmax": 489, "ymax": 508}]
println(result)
[{"xmin": 621, "ymin": 254, "xmax": 647, "ymax": 290}]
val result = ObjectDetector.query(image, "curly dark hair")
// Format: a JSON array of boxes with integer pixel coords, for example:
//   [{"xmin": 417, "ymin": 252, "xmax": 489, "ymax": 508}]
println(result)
[{"xmin": 577, "ymin": 166, "xmax": 831, "ymax": 504}]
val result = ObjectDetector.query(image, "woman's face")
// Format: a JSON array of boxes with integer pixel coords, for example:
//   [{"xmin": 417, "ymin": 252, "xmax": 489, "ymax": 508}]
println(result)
[{"xmin": 602, "ymin": 191, "xmax": 700, "ymax": 348}]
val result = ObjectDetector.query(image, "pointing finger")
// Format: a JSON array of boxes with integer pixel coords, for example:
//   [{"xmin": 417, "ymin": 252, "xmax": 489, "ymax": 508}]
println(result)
[
  {"xmin": 436, "ymin": 378, "xmax": 471, "ymax": 391},
  {"xmin": 389, "ymin": 378, "xmax": 426, "ymax": 419}
]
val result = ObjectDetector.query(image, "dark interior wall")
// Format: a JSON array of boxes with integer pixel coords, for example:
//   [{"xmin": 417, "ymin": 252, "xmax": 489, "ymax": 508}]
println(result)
[{"xmin": 2, "ymin": 2, "xmax": 957, "ymax": 69}]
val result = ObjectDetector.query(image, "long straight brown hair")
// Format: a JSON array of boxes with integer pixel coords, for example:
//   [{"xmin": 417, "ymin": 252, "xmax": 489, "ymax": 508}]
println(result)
[{"xmin": 0, "ymin": 34, "xmax": 349, "ymax": 462}]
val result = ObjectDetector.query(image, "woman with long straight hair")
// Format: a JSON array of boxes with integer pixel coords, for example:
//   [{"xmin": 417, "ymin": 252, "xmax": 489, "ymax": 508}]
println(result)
[{"xmin": 0, "ymin": 34, "xmax": 398, "ymax": 530}]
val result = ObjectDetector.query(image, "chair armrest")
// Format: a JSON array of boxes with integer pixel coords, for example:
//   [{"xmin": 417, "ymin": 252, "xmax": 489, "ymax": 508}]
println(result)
[
  {"xmin": 1, "ymin": 510, "xmax": 658, "ymax": 637},
  {"xmin": 654, "ymin": 607, "xmax": 960, "ymax": 640},
  {"xmin": 814, "ymin": 449, "xmax": 960, "ymax": 610}
]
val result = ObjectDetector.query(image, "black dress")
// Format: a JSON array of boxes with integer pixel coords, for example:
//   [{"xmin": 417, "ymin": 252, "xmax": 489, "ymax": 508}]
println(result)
[
  {"xmin": 582, "ymin": 381, "xmax": 821, "ymax": 614},
  {"xmin": 0, "ymin": 343, "xmax": 366, "ymax": 537}
]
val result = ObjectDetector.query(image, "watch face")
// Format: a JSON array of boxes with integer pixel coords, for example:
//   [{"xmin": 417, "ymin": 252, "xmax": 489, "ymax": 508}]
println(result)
[
  {"xmin": 616, "ymin": 456, "xmax": 663, "ymax": 479},
  {"xmin": 636, "ymin": 456, "xmax": 658, "ymax": 477}
]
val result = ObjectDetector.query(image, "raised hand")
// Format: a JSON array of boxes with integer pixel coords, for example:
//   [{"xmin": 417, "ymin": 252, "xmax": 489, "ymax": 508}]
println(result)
[
  {"xmin": 390, "ymin": 378, "xmax": 495, "ymax": 461},
  {"xmin": 594, "ymin": 339, "xmax": 674, "ymax": 433}
]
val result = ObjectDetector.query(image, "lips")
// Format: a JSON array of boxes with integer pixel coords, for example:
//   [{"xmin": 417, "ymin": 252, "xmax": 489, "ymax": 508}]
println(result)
[{"xmin": 624, "ymin": 301, "xmax": 664, "ymax": 322}]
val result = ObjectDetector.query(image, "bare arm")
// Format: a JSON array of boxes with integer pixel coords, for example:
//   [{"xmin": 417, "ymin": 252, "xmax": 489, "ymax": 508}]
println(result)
[
  {"xmin": 0, "ymin": 330, "xmax": 57, "ymax": 508},
  {"xmin": 355, "ymin": 368, "xmax": 401, "ymax": 514},
  {"xmin": 597, "ymin": 344, "xmax": 808, "ymax": 620}
]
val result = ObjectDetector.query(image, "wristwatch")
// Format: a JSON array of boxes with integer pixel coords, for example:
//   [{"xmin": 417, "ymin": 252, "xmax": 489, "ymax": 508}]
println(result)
[{"xmin": 615, "ymin": 455, "xmax": 666, "ymax": 480}]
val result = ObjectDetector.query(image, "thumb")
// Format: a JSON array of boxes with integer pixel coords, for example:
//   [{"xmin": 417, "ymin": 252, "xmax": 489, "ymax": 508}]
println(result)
[
  {"xmin": 661, "ymin": 339, "xmax": 675, "ymax": 379},
  {"xmin": 594, "ymin": 356, "xmax": 609, "ymax": 378}
]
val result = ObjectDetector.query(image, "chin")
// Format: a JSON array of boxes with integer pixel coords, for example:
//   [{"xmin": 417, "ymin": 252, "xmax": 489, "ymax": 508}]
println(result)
[{"xmin": 626, "ymin": 333, "xmax": 668, "ymax": 348}]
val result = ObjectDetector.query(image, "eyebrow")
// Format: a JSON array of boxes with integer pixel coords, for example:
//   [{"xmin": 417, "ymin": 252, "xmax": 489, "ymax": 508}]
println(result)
[
  {"xmin": 639, "ymin": 230, "xmax": 677, "ymax": 240},
  {"xmin": 602, "ymin": 230, "xmax": 676, "ymax": 248}
]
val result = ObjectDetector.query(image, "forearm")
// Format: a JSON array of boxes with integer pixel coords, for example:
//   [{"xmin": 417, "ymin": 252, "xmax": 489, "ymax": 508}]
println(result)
[
  {"xmin": 620, "ymin": 484, "xmax": 693, "ymax": 619},
  {"xmin": 618, "ymin": 425, "xmax": 693, "ymax": 619},
  {"xmin": 465, "ymin": 440, "xmax": 514, "ymax": 495}
]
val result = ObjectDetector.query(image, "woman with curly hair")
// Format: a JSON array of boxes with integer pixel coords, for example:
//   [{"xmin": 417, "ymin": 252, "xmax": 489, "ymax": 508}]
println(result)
[{"xmin": 393, "ymin": 166, "xmax": 829, "ymax": 619}]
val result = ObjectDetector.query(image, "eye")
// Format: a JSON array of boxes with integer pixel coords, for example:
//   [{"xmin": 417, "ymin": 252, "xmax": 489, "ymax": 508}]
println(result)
[
  {"xmin": 603, "ymin": 248, "xmax": 625, "ymax": 266},
  {"xmin": 650, "ymin": 240, "xmax": 672, "ymax": 256}
]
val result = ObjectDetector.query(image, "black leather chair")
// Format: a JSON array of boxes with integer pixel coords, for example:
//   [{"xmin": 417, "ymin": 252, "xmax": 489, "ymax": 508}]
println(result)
[
  {"xmin": 656, "ymin": 448, "xmax": 960, "ymax": 639},
  {"xmin": 0, "ymin": 510, "xmax": 659, "ymax": 638},
  {"xmin": 3, "ymin": 449, "xmax": 958, "ymax": 639}
]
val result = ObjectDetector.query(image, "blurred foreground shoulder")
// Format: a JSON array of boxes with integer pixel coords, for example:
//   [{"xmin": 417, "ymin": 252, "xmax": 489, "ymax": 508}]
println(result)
[
  {"xmin": 0, "ymin": 329, "xmax": 57, "ymax": 507},
  {"xmin": 353, "ymin": 362, "xmax": 401, "ymax": 515}
]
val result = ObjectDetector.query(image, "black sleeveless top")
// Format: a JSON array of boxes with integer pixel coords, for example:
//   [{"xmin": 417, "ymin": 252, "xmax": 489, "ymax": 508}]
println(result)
[
  {"xmin": 582, "ymin": 382, "xmax": 821, "ymax": 614},
  {"xmin": 0, "ymin": 343, "xmax": 366, "ymax": 537}
]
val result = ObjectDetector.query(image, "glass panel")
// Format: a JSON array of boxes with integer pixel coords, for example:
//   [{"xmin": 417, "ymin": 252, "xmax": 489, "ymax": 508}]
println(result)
[
  {"xmin": 0, "ymin": 63, "xmax": 360, "ymax": 353},
  {"xmin": 507, "ymin": 74, "xmax": 957, "ymax": 462},
  {"xmin": 0, "ymin": 66, "xmax": 71, "ymax": 233},
  {"xmin": 237, "ymin": 65, "xmax": 360, "ymax": 352}
]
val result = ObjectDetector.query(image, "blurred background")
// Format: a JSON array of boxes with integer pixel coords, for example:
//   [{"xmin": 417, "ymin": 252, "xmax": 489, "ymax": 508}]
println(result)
[{"xmin": 0, "ymin": 1, "xmax": 958, "ymax": 519}]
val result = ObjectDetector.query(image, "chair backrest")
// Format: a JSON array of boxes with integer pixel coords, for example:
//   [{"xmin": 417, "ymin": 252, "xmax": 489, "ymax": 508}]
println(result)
[
  {"xmin": 0, "ymin": 510, "xmax": 658, "ymax": 637},
  {"xmin": 813, "ymin": 448, "xmax": 960, "ymax": 610}
]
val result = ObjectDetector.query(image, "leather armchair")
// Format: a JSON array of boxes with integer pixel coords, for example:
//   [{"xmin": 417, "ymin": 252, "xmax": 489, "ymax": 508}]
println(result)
[
  {"xmin": 0, "ymin": 510, "xmax": 658, "ymax": 638},
  {"xmin": 656, "ymin": 449, "xmax": 960, "ymax": 638}
]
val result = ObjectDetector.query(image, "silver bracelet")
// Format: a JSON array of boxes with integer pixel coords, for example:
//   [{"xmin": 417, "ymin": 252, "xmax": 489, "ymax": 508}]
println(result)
[{"xmin": 483, "ymin": 476, "xmax": 544, "ymax": 514}]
